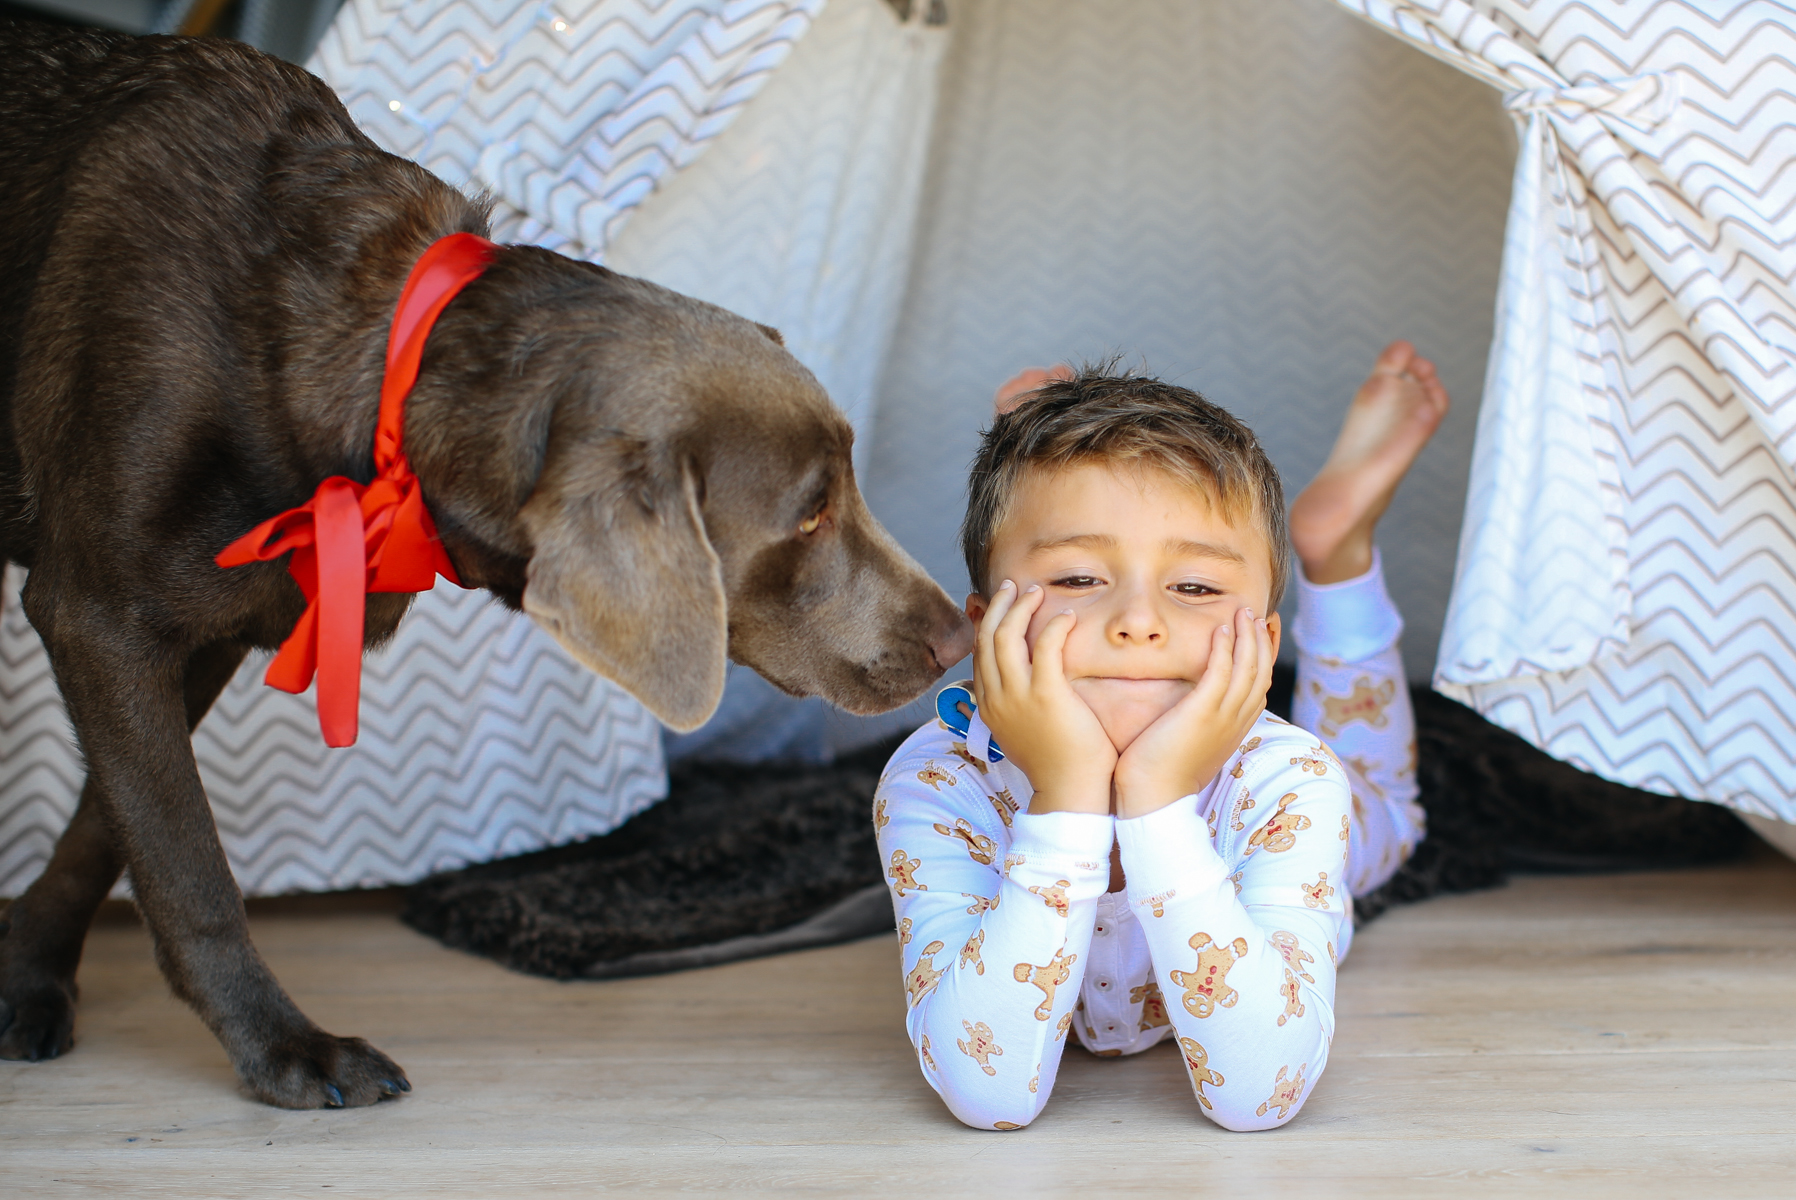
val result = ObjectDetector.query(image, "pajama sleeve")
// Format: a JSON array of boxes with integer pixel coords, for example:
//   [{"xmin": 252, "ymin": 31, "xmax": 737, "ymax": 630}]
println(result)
[
  {"xmin": 874, "ymin": 742, "xmax": 1112, "ymax": 1130},
  {"xmin": 1114, "ymin": 740, "xmax": 1350, "ymax": 1131}
]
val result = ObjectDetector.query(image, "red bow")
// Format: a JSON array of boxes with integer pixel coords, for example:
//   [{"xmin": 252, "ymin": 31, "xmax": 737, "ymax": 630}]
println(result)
[{"xmin": 217, "ymin": 233, "xmax": 500, "ymax": 746}]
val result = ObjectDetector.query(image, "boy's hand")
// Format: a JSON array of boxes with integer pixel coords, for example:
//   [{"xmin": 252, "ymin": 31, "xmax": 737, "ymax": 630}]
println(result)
[
  {"xmin": 1112, "ymin": 607, "xmax": 1273, "ymax": 820},
  {"xmin": 973, "ymin": 581, "xmax": 1115, "ymax": 814}
]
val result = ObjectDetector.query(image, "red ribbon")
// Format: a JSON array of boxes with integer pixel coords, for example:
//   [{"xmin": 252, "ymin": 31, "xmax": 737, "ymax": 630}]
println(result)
[{"xmin": 217, "ymin": 233, "xmax": 500, "ymax": 746}]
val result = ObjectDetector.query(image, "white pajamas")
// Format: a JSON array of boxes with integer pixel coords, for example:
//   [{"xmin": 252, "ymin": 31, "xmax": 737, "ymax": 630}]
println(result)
[{"xmin": 874, "ymin": 554, "xmax": 1421, "ymax": 1130}]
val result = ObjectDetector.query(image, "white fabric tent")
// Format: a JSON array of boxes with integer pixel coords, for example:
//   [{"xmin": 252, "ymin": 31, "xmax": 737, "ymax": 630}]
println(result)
[
  {"xmin": 1341, "ymin": 0, "xmax": 1796, "ymax": 826},
  {"xmin": 6, "ymin": 0, "xmax": 1791, "ymax": 896}
]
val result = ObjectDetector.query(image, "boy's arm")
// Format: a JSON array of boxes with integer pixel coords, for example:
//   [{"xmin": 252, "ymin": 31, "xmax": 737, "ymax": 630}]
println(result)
[
  {"xmin": 1115, "ymin": 745, "xmax": 1350, "ymax": 1131},
  {"xmin": 877, "ymin": 750, "xmax": 1112, "ymax": 1130}
]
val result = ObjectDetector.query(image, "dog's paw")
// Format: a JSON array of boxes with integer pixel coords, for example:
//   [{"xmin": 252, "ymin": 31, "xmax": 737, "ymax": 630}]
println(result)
[
  {"xmin": 0, "ymin": 975, "xmax": 77, "ymax": 1062},
  {"xmin": 239, "ymin": 1028, "xmax": 412, "ymax": 1108}
]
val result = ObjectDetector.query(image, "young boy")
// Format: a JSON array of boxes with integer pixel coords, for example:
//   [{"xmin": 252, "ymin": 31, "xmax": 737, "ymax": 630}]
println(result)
[{"xmin": 873, "ymin": 343, "xmax": 1449, "ymax": 1131}]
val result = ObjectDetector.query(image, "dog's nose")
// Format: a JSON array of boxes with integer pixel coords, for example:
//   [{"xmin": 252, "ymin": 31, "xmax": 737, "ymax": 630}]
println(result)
[{"xmin": 927, "ymin": 609, "xmax": 975, "ymax": 672}]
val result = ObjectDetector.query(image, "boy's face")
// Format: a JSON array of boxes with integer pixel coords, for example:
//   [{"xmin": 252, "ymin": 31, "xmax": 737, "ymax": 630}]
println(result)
[{"xmin": 967, "ymin": 461, "xmax": 1281, "ymax": 753}]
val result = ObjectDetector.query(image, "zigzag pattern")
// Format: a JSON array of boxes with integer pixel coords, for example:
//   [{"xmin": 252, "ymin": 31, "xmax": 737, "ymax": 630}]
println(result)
[
  {"xmin": 310, "ymin": 0, "xmax": 827, "ymax": 258},
  {"xmin": 603, "ymin": 0, "xmax": 948, "ymax": 453},
  {"xmin": 861, "ymin": 0, "xmax": 1516, "ymax": 710},
  {"xmin": 1343, "ymin": 2, "xmax": 1796, "ymax": 819},
  {"xmin": 0, "ymin": 573, "xmax": 666, "ymax": 897}
]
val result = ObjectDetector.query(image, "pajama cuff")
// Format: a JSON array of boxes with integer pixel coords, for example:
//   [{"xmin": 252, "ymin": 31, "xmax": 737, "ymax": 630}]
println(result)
[
  {"xmin": 1290, "ymin": 547, "xmax": 1404, "ymax": 664},
  {"xmin": 1114, "ymin": 794, "xmax": 1228, "ymax": 901},
  {"xmin": 1008, "ymin": 810, "xmax": 1114, "ymax": 865}
]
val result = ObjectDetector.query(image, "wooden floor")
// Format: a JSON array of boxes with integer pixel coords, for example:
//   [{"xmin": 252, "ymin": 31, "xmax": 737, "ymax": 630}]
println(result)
[{"xmin": 4, "ymin": 851, "xmax": 1795, "ymax": 1198}]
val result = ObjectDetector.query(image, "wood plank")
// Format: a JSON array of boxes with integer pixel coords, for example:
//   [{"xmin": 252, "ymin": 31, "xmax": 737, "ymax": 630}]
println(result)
[{"xmin": 4, "ymin": 851, "xmax": 1794, "ymax": 1197}]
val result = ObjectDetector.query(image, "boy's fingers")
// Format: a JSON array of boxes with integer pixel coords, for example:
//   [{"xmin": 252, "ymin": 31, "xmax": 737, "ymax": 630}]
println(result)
[
  {"xmin": 1031, "ymin": 608, "xmax": 1077, "ymax": 692},
  {"xmin": 1191, "ymin": 618, "xmax": 1236, "ymax": 708},
  {"xmin": 1227, "ymin": 607, "xmax": 1261, "ymax": 707},
  {"xmin": 993, "ymin": 584, "xmax": 1044, "ymax": 690},
  {"xmin": 973, "ymin": 581, "xmax": 1015, "ymax": 704},
  {"xmin": 1251, "ymin": 618, "xmax": 1275, "ymax": 713}
]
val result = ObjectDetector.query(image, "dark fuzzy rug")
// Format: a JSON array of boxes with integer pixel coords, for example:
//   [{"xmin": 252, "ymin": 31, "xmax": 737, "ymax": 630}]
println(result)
[{"xmin": 403, "ymin": 668, "xmax": 1750, "ymax": 978}]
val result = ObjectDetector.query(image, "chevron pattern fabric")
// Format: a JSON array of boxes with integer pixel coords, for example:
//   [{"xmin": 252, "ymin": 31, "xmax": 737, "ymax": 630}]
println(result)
[
  {"xmin": 0, "ymin": 573, "xmax": 665, "ymax": 897},
  {"xmin": 1342, "ymin": 1, "xmax": 1796, "ymax": 821},
  {"xmin": 310, "ymin": 0, "xmax": 827, "ymax": 259},
  {"xmin": 860, "ymin": 0, "xmax": 1515, "ymax": 723},
  {"xmin": 604, "ymin": 0, "xmax": 948, "ymax": 455}
]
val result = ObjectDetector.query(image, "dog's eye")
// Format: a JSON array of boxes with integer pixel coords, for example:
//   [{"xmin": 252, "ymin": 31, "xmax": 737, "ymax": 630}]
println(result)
[{"xmin": 798, "ymin": 508, "xmax": 825, "ymax": 536}]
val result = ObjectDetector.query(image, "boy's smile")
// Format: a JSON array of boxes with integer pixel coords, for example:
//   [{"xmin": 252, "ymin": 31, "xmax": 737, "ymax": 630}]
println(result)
[{"xmin": 968, "ymin": 461, "xmax": 1281, "ymax": 752}]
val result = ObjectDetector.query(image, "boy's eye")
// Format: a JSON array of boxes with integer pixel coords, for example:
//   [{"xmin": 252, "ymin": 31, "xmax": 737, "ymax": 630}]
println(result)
[
  {"xmin": 1172, "ymin": 582, "xmax": 1220, "ymax": 597},
  {"xmin": 1050, "ymin": 575, "xmax": 1102, "ymax": 589}
]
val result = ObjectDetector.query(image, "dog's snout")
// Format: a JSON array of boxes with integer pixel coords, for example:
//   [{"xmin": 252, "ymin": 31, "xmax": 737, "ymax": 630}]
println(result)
[{"xmin": 928, "ymin": 609, "xmax": 975, "ymax": 672}]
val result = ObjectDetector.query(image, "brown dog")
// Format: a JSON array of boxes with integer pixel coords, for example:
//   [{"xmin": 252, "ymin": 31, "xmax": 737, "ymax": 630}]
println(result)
[{"xmin": 0, "ymin": 22, "xmax": 971, "ymax": 1107}]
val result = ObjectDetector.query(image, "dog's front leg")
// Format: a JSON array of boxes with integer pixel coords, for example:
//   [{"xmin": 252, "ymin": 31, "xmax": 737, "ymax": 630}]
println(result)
[
  {"xmin": 0, "ymin": 775, "xmax": 122, "ymax": 1061},
  {"xmin": 1, "ymin": 640, "xmax": 255, "ymax": 1062},
  {"xmin": 35, "ymin": 604, "xmax": 410, "ymax": 1107}
]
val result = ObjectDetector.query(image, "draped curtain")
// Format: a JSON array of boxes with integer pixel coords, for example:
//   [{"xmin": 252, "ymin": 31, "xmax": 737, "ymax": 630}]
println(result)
[{"xmin": 1339, "ymin": 1, "xmax": 1796, "ymax": 822}]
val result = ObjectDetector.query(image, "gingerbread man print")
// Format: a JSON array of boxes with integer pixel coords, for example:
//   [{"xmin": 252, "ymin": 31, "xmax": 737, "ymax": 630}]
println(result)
[
  {"xmin": 1169, "ymin": 932, "xmax": 1250, "ymax": 1018},
  {"xmin": 1269, "ymin": 930, "xmax": 1315, "ymax": 983},
  {"xmin": 947, "ymin": 742, "xmax": 989, "ymax": 775},
  {"xmin": 905, "ymin": 940, "xmax": 947, "ymax": 1006},
  {"xmin": 1055, "ymin": 1012, "xmax": 1073, "ymax": 1041},
  {"xmin": 873, "ymin": 793, "xmax": 890, "ymax": 830},
  {"xmin": 988, "ymin": 788, "xmax": 1018, "ymax": 827},
  {"xmin": 1346, "ymin": 755, "xmax": 1385, "ymax": 797},
  {"xmin": 1312, "ymin": 676, "xmax": 1396, "ymax": 738},
  {"xmin": 916, "ymin": 763, "xmax": 956, "ymax": 791},
  {"xmin": 959, "ymin": 929, "xmax": 986, "ymax": 975},
  {"xmin": 1012, "ymin": 947, "xmax": 1078, "ymax": 1020},
  {"xmin": 1277, "ymin": 969, "xmax": 1306, "ymax": 1026},
  {"xmin": 920, "ymin": 1034, "xmax": 937, "ymax": 1072},
  {"xmin": 1139, "ymin": 889, "xmax": 1175, "ymax": 917},
  {"xmin": 1301, "ymin": 872, "xmax": 1336, "ymax": 910},
  {"xmin": 898, "ymin": 916, "xmax": 914, "ymax": 946},
  {"xmin": 932, "ymin": 817, "xmax": 997, "ymax": 865},
  {"xmin": 1229, "ymin": 789, "xmax": 1257, "ymax": 831},
  {"xmin": 1246, "ymin": 792, "xmax": 1311, "ymax": 856},
  {"xmin": 1131, "ymin": 980, "xmax": 1170, "ymax": 1030},
  {"xmin": 1289, "ymin": 746, "xmax": 1333, "ymax": 776},
  {"xmin": 963, "ymin": 892, "xmax": 1000, "ymax": 916},
  {"xmin": 1027, "ymin": 879, "xmax": 1072, "ymax": 917},
  {"xmin": 957, "ymin": 1021, "xmax": 1004, "ymax": 1076},
  {"xmin": 1178, "ymin": 1036, "xmax": 1225, "ymax": 1111},
  {"xmin": 1256, "ymin": 1064, "xmax": 1308, "ymax": 1120},
  {"xmin": 887, "ymin": 849, "xmax": 925, "ymax": 895}
]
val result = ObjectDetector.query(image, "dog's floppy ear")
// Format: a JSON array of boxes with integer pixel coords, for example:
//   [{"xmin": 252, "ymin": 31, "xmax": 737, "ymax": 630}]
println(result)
[
  {"xmin": 755, "ymin": 323, "xmax": 784, "ymax": 346},
  {"xmin": 517, "ymin": 439, "xmax": 727, "ymax": 732}
]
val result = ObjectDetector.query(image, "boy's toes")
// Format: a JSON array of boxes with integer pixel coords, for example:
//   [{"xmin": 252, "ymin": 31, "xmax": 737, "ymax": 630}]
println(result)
[{"xmin": 1372, "ymin": 339, "xmax": 1417, "ymax": 375}]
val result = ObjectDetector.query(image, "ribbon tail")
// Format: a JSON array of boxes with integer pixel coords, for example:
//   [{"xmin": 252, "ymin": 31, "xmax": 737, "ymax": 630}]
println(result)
[
  {"xmin": 264, "ymin": 602, "xmax": 321, "ymax": 694},
  {"xmin": 313, "ymin": 479, "xmax": 369, "ymax": 747}
]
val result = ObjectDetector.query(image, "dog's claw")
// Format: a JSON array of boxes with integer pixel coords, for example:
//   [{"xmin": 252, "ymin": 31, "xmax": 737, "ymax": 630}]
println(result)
[
  {"xmin": 379, "ymin": 1077, "xmax": 410, "ymax": 1094},
  {"xmin": 324, "ymin": 1083, "xmax": 345, "ymax": 1107}
]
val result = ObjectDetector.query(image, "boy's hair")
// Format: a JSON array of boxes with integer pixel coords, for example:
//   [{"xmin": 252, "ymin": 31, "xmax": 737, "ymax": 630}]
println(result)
[{"xmin": 960, "ymin": 368, "xmax": 1291, "ymax": 609}]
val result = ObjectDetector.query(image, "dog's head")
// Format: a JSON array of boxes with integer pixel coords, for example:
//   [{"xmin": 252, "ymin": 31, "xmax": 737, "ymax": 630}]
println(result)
[{"xmin": 411, "ymin": 248, "xmax": 971, "ymax": 731}]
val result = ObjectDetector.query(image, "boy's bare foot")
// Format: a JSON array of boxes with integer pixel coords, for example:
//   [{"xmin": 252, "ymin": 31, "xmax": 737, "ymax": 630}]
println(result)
[
  {"xmin": 1289, "ymin": 340, "xmax": 1450, "ymax": 585},
  {"xmin": 994, "ymin": 364, "xmax": 1074, "ymax": 415}
]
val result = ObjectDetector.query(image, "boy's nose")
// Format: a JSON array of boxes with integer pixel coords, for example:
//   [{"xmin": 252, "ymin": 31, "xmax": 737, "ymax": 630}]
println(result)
[{"xmin": 1105, "ymin": 588, "xmax": 1167, "ymax": 644}]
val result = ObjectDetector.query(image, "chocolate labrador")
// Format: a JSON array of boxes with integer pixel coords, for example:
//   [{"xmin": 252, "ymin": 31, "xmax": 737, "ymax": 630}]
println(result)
[{"xmin": 0, "ymin": 22, "xmax": 971, "ymax": 1107}]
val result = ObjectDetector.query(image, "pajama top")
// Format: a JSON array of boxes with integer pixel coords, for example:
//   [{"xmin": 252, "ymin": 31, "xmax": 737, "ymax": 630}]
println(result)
[{"xmin": 874, "ymin": 706, "xmax": 1352, "ymax": 1132}]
